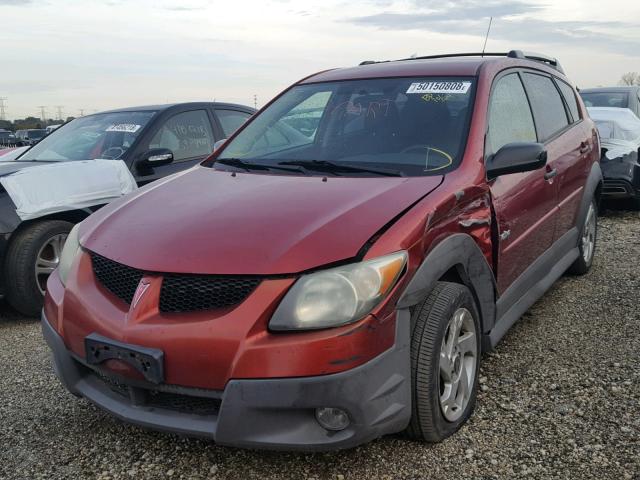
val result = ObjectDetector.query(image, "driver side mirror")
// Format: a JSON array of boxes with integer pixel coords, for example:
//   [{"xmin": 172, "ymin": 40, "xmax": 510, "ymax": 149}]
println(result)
[
  {"xmin": 486, "ymin": 142, "xmax": 547, "ymax": 180},
  {"xmin": 138, "ymin": 148, "xmax": 174, "ymax": 168},
  {"xmin": 213, "ymin": 139, "xmax": 227, "ymax": 152}
]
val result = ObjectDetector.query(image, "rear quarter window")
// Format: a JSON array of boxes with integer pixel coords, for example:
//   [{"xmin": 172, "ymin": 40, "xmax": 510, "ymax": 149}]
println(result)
[
  {"xmin": 556, "ymin": 80, "xmax": 581, "ymax": 123},
  {"xmin": 522, "ymin": 72, "xmax": 570, "ymax": 141}
]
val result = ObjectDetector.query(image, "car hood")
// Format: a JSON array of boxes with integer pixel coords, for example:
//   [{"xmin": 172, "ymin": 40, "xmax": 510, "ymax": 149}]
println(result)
[
  {"xmin": 80, "ymin": 166, "xmax": 443, "ymax": 275},
  {"xmin": 0, "ymin": 160, "xmax": 47, "ymax": 177}
]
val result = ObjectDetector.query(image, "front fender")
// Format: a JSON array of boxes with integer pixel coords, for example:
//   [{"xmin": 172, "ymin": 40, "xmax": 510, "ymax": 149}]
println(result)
[{"xmin": 396, "ymin": 233, "xmax": 496, "ymax": 333}]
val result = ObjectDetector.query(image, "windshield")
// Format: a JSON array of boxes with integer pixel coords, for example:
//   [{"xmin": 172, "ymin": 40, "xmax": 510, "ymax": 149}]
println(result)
[
  {"xmin": 580, "ymin": 91, "xmax": 629, "ymax": 109},
  {"xmin": 19, "ymin": 111, "xmax": 155, "ymax": 161},
  {"xmin": 216, "ymin": 77, "xmax": 475, "ymax": 176}
]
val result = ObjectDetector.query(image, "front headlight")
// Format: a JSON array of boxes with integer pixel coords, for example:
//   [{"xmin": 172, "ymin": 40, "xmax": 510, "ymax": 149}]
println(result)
[
  {"xmin": 270, "ymin": 251, "xmax": 407, "ymax": 331},
  {"xmin": 57, "ymin": 224, "xmax": 81, "ymax": 286}
]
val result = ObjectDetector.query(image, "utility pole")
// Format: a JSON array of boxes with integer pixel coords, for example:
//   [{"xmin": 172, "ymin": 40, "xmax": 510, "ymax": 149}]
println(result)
[
  {"xmin": 55, "ymin": 105, "xmax": 64, "ymax": 121},
  {"xmin": 0, "ymin": 97, "xmax": 7, "ymax": 121},
  {"xmin": 37, "ymin": 106, "xmax": 47, "ymax": 122},
  {"xmin": 253, "ymin": 94, "xmax": 258, "ymax": 109},
  {"xmin": 78, "ymin": 109, "xmax": 85, "ymax": 117}
]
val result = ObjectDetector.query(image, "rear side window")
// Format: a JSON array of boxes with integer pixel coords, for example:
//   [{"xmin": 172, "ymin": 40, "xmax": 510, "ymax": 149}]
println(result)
[
  {"xmin": 216, "ymin": 109, "xmax": 252, "ymax": 137},
  {"xmin": 522, "ymin": 73, "xmax": 570, "ymax": 141},
  {"xmin": 488, "ymin": 73, "xmax": 537, "ymax": 154},
  {"xmin": 556, "ymin": 81, "xmax": 581, "ymax": 123}
]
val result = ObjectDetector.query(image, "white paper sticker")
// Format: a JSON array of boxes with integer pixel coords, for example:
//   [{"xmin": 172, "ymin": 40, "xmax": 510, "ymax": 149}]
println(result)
[
  {"xmin": 106, "ymin": 123, "xmax": 141, "ymax": 133},
  {"xmin": 406, "ymin": 81, "xmax": 471, "ymax": 95}
]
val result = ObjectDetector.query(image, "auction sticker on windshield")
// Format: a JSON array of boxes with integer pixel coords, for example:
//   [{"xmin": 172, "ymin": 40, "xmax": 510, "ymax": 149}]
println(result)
[
  {"xmin": 406, "ymin": 81, "xmax": 471, "ymax": 95},
  {"xmin": 106, "ymin": 124, "xmax": 142, "ymax": 133}
]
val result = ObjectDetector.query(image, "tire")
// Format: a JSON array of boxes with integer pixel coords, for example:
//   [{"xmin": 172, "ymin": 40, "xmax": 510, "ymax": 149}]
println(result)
[
  {"xmin": 406, "ymin": 281, "xmax": 481, "ymax": 442},
  {"xmin": 5, "ymin": 220, "xmax": 73, "ymax": 316},
  {"xmin": 631, "ymin": 196, "xmax": 640, "ymax": 211},
  {"xmin": 568, "ymin": 198, "xmax": 597, "ymax": 275}
]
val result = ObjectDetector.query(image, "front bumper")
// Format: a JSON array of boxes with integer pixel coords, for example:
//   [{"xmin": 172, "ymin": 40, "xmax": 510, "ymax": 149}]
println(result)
[
  {"xmin": 601, "ymin": 155, "xmax": 640, "ymax": 199},
  {"xmin": 42, "ymin": 311, "xmax": 412, "ymax": 451}
]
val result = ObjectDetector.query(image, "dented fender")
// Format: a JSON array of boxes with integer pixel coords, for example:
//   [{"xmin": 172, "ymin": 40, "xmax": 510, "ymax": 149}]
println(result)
[{"xmin": 397, "ymin": 233, "xmax": 496, "ymax": 334}]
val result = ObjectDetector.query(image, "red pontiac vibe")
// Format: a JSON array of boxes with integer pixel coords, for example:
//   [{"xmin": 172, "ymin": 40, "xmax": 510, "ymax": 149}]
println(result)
[{"xmin": 42, "ymin": 51, "xmax": 602, "ymax": 450}]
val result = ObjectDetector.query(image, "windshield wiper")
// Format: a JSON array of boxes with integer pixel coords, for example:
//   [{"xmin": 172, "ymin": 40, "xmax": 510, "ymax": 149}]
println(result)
[
  {"xmin": 215, "ymin": 158, "xmax": 304, "ymax": 174},
  {"xmin": 278, "ymin": 160, "xmax": 403, "ymax": 177}
]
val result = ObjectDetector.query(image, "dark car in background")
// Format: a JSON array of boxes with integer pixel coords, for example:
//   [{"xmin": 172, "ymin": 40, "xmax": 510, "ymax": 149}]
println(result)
[
  {"xmin": 580, "ymin": 86, "xmax": 640, "ymax": 119},
  {"xmin": 1, "ymin": 101, "xmax": 254, "ymax": 315},
  {"xmin": 15, "ymin": 129, "xmax": 47, "ymax": 146},
  {"xmin": 588, "ymin": 107, "xmax": 640, "ymax": 208}
]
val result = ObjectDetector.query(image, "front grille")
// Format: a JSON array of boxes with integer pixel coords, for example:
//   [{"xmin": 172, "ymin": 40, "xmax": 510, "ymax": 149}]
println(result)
[
  {"xmin": 90, "ymin": 367, "xmax": 221, "ymax": 416},
  {"xmin": 159, "ymin": 275, "xmax": 261, "ymax": 313},
  {"xmin": 90, "ymin": 252, "xmax": 143, "ymax": 304},
  {"xmin": 90, "ymin": 252, "xmax": 261, "ymax": 313},
  {"xmin": 147, "ymin": 391, "xmax": 221, "ymax": 415}
]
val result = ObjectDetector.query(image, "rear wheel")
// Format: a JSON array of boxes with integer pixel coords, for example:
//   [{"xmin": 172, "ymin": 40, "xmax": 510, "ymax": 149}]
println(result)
[
  {"xmin": 568, "ymin": 198, "xmax": 597, "ymax": 275},
  {"xmin": 5, "ymin": 220, "xmax": 72, "ymax": 316},
  {"xmin": 406, "ymin": 282, "xmax": 481, "ymax": 442}
]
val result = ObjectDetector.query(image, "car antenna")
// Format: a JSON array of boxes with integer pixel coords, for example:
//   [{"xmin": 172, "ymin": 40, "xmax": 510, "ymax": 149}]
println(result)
[{"xmin": 481, "ymin": 17, "xmax": 493, "ymax": 57}]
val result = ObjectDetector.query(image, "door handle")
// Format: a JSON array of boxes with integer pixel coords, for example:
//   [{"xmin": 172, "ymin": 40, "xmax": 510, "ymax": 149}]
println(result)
[
  {"xmin": 579, "ymin": 142, "xmax": 591, "ymax": 154},
  {"xmin": 544, "ymin": 168, "xmax": 558, "ymax": 180}
]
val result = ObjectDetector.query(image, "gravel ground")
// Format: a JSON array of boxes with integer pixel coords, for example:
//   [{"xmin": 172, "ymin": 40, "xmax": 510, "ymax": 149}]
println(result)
[{"xmin": 0, "ymin": 209, "xmax": 638, "ymax": 480}]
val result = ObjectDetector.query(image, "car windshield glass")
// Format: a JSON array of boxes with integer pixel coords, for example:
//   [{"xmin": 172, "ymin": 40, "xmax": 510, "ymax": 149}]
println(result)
[
  {"xmin": 580, "ymin": 92, "xmax": 629, "ymax": 109},
  {"xmin": 19, "ymin": 111, "xmax": 156, "ymax": 161},
  {"xmin": 215, "ymin": 77, "xmax": 475, "ymax": 176}
]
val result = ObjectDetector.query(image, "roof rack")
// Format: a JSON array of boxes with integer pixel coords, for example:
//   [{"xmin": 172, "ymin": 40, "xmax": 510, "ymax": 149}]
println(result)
[{"xmin": 359, "ymin": 50, "xmax": 564, "ymax": 74}]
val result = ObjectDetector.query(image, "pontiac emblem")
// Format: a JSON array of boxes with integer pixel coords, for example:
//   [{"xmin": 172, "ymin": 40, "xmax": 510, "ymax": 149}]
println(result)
[{"xmin": 132, "ymin": 279, "xmax": 151, "ymax": 309}]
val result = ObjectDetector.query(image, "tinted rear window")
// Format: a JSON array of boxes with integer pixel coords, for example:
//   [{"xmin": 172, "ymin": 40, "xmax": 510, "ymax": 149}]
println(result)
[
  {"xmin": 580, "ymin": 91, "xmax": 629, "ymax": 109},
  {"xmin": 522, "ymin": 73, "xmax": 570, "ymax": 141}
]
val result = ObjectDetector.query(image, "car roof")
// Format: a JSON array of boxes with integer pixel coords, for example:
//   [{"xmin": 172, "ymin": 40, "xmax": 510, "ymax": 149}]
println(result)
[
  {"xmin": 300, "ymin": 53, "xmax": 565, "ymax": 84},
  {"xmin": 96, "ymin": 102, "xmax": 255, "ymax": 115},
  {"xmin": 581, "ymin": 86, "xmax": 639, "ymax": 93}
]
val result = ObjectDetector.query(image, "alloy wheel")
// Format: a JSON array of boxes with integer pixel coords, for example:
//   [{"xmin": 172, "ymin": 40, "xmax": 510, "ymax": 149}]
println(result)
[
  {"xmin": 582, "ymin": 203, "xmax": 596, "ymax": 264},
  {"xmin": 439, "ymin": 307, "xmax": 478, "ymax": 422},
  {"xmin": 35, "ymin": 233, "xmax": 68, "ymax": 295}
]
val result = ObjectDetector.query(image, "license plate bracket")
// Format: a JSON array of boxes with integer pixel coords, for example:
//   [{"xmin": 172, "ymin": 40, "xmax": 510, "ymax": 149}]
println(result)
[{"xmin": 85, "ymin": 333, "xmax": 164, "ymax": 384}]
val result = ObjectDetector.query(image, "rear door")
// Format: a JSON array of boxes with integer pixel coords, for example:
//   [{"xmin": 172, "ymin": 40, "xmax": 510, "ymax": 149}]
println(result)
[
  {"xmin": 133, "ymin": 108, "xmax": 218, "ymax": 185},
  {"xmin": 521, "ymin": 72, "xmax": 589, "ymax": 240},
  {"xmin": 486, "ymin": 71, "xmax": 558, "ymax": 294}
]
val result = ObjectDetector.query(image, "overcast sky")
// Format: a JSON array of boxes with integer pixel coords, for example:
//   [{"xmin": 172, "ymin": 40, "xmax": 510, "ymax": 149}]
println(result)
[{"xmin": 1, "ymin": 0, "xmax": 639, "ymax": 120}]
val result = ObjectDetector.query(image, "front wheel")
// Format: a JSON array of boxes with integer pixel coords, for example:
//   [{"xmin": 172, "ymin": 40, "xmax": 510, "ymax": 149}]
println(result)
[
  {"xmin": 568, "ymin": 198, "xmax": 597, "ymax": 275},
  {"xmin": 406, "ymin": 282, "xmax": 481, "ymax": 442},
  {"xmin": 5, "ymin": 220, "xmax": 73, "ymax": 316}
]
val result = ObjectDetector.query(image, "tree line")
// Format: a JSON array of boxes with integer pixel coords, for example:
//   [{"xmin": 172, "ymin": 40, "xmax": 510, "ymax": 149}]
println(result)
[{"xmin": 0, "ymin": 116, "xmax": 75, "ymax": 132}]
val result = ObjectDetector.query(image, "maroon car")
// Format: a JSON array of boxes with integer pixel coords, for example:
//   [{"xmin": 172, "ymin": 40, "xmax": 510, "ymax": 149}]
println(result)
[{"xmin": 43, "ymin": 50, "xmax": 602, "ymax": 450}]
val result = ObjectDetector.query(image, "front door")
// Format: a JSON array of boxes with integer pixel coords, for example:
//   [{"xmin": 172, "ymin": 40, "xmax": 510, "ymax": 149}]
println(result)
[
  {"xmin": 135, "ymin": 109, "xmax": 217, "ymax": 185},
  {"xmin": 486, "ymin": 71, "xmax": 558, "ymax": 294}
]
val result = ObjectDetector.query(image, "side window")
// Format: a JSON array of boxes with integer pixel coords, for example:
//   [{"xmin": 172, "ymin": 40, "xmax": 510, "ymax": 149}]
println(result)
[
  {"xmin": 488, "ymin": 73, "xmax": 537, "ymax": 154},
  {"xmin": 522, "ymin": 73, "xmax": 570, "ymax": 141},
  {"xmin": 281, "ymin": 91, "xmax": 331, "ymax": 139},
  {"xmin": 149, "ymin": 110, "xmax": 214, "ymax": 161},
  {"xmin": 556, "ymin": 80, "xmax": 581, "ymax": 123},
  {"xmin": 216, "ymin": 110, "xmax": 252, "ymax": 137}
]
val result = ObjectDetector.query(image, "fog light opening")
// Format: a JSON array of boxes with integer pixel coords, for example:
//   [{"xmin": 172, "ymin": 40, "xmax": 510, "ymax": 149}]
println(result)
[{"xmin": 315, "ymin": 407, "xmax": 350, "ymax": 431}]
